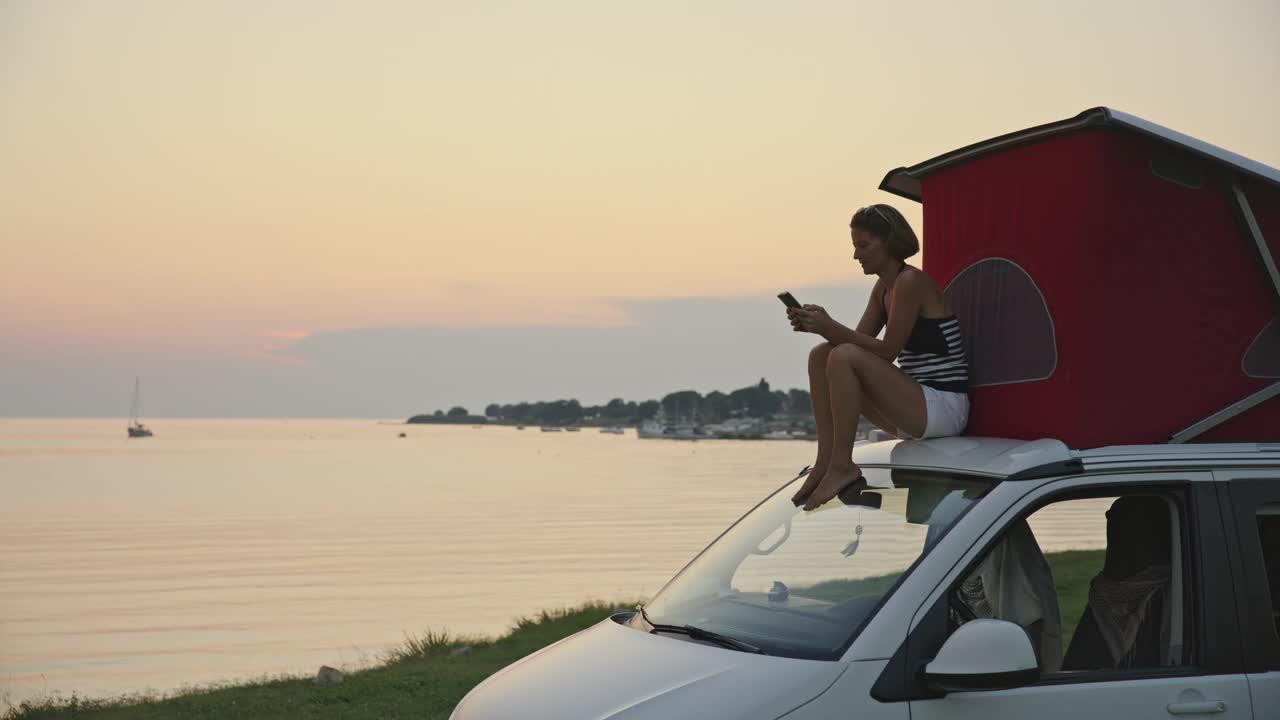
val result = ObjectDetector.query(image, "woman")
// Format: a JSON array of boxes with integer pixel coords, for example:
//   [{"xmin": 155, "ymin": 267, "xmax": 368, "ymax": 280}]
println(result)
[{"xmin": 787, "ymin": 204, "xmax": 969, "ymax": 510}]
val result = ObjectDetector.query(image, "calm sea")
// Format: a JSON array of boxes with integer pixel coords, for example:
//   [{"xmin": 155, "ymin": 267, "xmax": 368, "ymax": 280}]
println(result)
[
  {"xmin": 0, "ymin": 419, "xmax": 817, "ymax": 705},
  {"xmin": 0, "ymin": 419, "xmax": 1107, "ymax": 707}
]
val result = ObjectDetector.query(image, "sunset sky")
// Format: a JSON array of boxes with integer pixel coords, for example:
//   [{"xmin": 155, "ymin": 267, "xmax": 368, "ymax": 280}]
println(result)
[{"xmin": 3, "ymin": 0, "xmax": 1278, "ymax": 417}]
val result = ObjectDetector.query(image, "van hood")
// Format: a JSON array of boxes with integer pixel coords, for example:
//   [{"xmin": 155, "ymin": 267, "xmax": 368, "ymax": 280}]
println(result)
[{"xmin": 451, "ymin": 615, "xmax": 845, "ymax": 720}]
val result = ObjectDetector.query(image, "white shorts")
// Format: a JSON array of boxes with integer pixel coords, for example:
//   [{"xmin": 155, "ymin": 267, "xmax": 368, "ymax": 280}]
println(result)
[{"xmin": 900, "ymin": 386, "xmax": 970, "ymax": 440}]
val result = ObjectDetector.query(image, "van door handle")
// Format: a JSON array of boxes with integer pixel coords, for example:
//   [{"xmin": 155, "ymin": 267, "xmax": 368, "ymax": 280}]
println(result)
[{"xmin": 1167, "ymin": 700, "xmax": 1226, "ymax": 715}]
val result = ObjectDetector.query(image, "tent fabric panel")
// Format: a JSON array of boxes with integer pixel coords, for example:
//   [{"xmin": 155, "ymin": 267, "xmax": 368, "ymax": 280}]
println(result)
[
  {"xmin": 921, "ymin": 130, "xmax": 1108, "ymax": 287},
  {"xmin": 921, "ymin": 131, "xmax": 1105, "ymax": 443},
  {"xmin": 944, "ymin": 258, "xmax": 1057, "ymax": 387},
  {"xmin": 1066, "ymin": 130, "xmax": 1275, "ymax": 446},
  {"xmin": 1093, "ymin": 132, "xmax": 1279, "ymax": 445},
  {"xmin": 920, "ymin": 128, "xmax": 1279, "ymax": 447},
  {"xmin": 1243, "ymin": 317, "xmax": 1280, "ymax": 378}
]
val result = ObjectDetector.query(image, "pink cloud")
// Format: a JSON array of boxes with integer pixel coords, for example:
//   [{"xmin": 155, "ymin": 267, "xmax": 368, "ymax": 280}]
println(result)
[{"xmin": 246, "ymin": 330, "xmax": 312, "ymax": 366}]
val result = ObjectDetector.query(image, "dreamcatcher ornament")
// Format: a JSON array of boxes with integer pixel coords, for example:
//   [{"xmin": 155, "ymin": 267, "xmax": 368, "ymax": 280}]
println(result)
[{"xmin": 842, "ymin": 509, "xmax": 863, "ymax": 558}]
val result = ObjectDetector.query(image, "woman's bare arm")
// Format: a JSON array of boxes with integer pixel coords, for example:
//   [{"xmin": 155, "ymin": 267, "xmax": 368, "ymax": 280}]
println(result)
[
  {"xmin": 854, "ymin": 279, "xmax": 888, "ymax": 337},
  {"xmin": 819, "ymin": 273, "xmax": 927, "ymax": 361}
]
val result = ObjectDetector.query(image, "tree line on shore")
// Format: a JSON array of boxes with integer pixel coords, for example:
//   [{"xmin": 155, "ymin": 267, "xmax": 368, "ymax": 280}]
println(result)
[{"xmin": 406, "ymin": 378, "xmax": 815, "ymax": 426}]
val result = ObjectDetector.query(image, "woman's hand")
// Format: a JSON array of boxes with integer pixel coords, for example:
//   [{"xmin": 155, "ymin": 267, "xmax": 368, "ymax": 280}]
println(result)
[{"xmin": 787, "ymin": 304, "xmax": 835, "ymax": 337}]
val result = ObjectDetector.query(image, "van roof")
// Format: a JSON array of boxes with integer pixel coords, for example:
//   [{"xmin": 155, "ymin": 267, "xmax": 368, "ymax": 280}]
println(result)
[{"xmin": 855, "ymin": 436, "xmax": 1280, "ymax": 478}]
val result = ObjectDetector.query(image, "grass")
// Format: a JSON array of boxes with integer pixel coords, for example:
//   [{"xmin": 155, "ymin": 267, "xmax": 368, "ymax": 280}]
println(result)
[
  {"xmin": 5, "ymin": 551, "xmax": 1109, "ymax": 720},
  {"xmin": 3, "ymin": 602, "xmax": 636, "ymax": 720},
  {"xmin": 1045, "ymin": 549, "xmax": 1106, "ymax": 647}
]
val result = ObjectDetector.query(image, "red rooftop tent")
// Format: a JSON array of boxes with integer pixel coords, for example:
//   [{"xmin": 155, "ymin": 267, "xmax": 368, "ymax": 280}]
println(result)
[{"xmin": 880, "ymin": 107, "xmax": 1280, "ymax": 448}]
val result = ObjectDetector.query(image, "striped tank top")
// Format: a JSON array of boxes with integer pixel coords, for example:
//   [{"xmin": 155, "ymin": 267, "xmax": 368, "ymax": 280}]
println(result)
[{"xmin": 884, "ymin": 276, "xmax": 970, "ymax": 394}]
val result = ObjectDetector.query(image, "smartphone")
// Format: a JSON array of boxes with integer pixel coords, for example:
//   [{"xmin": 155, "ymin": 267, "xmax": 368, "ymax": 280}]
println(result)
[{"xmin": 777, "ymin": 291, "xmax": 802, "ymax": 309}]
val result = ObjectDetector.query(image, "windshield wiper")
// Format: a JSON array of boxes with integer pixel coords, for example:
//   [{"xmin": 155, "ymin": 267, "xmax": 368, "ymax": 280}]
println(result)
[{"xmin": 638, "ymin": 606, "xmax": 767, "ymax": 655}]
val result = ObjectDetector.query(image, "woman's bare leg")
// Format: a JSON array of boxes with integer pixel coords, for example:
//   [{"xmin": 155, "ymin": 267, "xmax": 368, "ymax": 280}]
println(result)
[
  {"xmin": 791, "ymin": 342, "xmax": 835, "ymax": 505},
  {"xmin": 804, "ymin": 344, "xmax": 927, "ymax": 510},
  {"xmin": 860, "ymin": 398, "xmax": 900, "ymax": 438},
  {"xmin": 851, "ymin": 348, "xmax": 928, "ymax": 435}
]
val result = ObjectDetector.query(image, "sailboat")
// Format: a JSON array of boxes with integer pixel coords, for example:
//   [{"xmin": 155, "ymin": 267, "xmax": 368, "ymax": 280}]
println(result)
[{"xmin": 127, "ymin": 378, "xmax": 154, "ymax": 438}]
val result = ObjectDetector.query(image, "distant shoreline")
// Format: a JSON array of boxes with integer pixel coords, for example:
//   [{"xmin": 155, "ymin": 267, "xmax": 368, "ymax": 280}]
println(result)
[
  {"xmin": 399, "ymin": 416, "xmax": 840, "ymax": 441},
  {"xmin": 408, "ymin": 379, "xmax": 819, "ymax": 433}
]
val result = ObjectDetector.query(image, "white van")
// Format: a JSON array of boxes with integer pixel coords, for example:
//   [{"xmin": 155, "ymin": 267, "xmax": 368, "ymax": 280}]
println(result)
[{"xmin": 452, "ymin": 437, "xmax": 1280, "ymax": 719}]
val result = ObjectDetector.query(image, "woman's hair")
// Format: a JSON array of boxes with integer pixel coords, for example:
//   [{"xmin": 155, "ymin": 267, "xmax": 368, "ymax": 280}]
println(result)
[{"xmin": 851, "ymin": 204, "xmax": 919, "ymax": 260}]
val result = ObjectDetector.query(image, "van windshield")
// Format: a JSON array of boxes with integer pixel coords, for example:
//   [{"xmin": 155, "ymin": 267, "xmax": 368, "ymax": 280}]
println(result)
[{"xmin": 637, "ymin": 468, "xmax": 993, "ymax": 660}]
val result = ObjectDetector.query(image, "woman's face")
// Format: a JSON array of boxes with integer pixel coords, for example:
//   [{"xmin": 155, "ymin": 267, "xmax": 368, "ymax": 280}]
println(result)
[{"xmin": 851, "ymin": 227, "xmax": 892, "ymax": 275}]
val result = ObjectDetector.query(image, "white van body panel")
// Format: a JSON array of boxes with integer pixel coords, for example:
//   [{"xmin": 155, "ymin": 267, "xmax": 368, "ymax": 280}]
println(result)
[
  {"xmin": 909, "ymin": 673, "xmax": 1254, "ymax": 719},
  {"xmin": 450, "ymin": 617, "xmax": 845, "ymax": 720},
  {"xmin": 1244, "ymin": 672, "xmax": 1280, "ymax": 718},
  {"xmin": 782, "ymin": 660, "xmax": 905, "ymax": 719}
]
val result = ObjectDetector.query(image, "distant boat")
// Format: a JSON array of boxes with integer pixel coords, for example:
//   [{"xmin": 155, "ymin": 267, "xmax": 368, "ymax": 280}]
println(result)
[
  {"xmin": 540, "ymin": 426, "xmax": 562, "ymax": 432},
  {"xmin": 599, "ymin": 426, "xmax": 624, "ymax": 435},
  {"xmin": 516, "ymin": 425, "xmax": 526, "ymax": 430},
  {"xmin": 666, "ymin": 421, "xmax": 708, "ymax": 440},
  {"xmin": 126, "ymin": 378, "xmax": 153, "ymax": 438},
  {"xmin": 705, "ymin": 417, "xmax": 764, "ymax": 440},
  {"xmin": 636, "ymin": 419, "xmax": 666, "ymax": 438},
  {"xmin": 564, "ymin": 426, "xmax": 580, "ymax": 432},
  {"xmin": 636, "ymin": 415, "xmax": 706, "ymax": 440}
]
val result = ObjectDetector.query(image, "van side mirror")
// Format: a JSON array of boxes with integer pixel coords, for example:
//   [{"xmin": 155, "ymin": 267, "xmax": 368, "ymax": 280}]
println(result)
[{"xmin": 924, "ymin": 620, "xmax": 1039, "ymax": 693}]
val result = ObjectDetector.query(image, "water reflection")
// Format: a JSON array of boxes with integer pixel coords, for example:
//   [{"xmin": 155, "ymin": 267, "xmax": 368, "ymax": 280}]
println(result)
[{"xmin": 0, "ymin": 419, "xmax": 1107, "ymax": 704}]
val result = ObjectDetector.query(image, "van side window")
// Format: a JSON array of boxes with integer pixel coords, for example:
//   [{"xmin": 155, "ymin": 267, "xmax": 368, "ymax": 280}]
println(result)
[
  {"xmin": 1257, "ymin": 505, "xmax": 1280, "ymax": 639},
  {"xmin": 949, "ymin": 492, "xmax": 1192, "ymax": 674}
]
